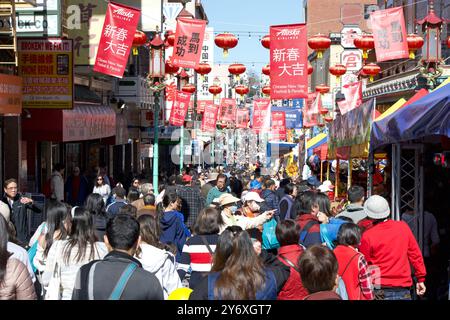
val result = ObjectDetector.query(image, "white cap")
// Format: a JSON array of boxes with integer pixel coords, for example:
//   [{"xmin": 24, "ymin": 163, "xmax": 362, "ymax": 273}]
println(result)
[
  {"xmin": 242, "ymin": 192, "xmax": 264, "ymax": 203},
  {"xmin": 364, "ymin": 195, "xmax": 390, "ymax": 220},
  {"xmin": 318, "ymin": 180, "xmax": 334, "ymax": 193}
]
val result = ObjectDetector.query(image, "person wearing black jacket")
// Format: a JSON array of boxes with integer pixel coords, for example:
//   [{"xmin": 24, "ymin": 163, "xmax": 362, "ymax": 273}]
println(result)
[
  {"xmin": 72, "ymin": 214, "xmax": 163, "ymax": 300},
  {"xmin": 2, "ymin": 178, "xmax": 42, "ymax": 245}
]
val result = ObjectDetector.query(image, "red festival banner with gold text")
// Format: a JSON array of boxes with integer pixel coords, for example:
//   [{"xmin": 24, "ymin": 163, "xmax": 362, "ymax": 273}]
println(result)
[
  {"xmin": 172, "ymin": 18, "xmax": 207, "ymax": 69},
  {"xmin": 252, "ymin": 99, "xmax": 271, "ymax": 134},
  {"xmin": 270, "ymin": 24, "xmax": 308, "ymax": 99},
  {"xmin": 236, "ymin": 109, "xmax": 250, "ymax": 129},
  {"xmin": 201, "ymin": 104, "xmax": 218, "ymax": 132},
  {"xmin": 219, "ymin": 98, "xmax": 236, "ymax": 122},
  {"xmin": 94, "ymin": 2, "xmax": 141, "ymax": 78},
  {"xmin": 169, "ymin": 90, "xmax": 192, "ymax": 126},
  {"xmin": 271, "ymin": 111, "xmax": 287, "ymax": 141}
]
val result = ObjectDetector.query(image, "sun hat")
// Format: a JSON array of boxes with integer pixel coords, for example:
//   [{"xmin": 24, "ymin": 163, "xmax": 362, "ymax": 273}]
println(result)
[
  {"xmin": 242, "ymin": 191, "xmax": 264, "ymax": 203},
  {"xmin": 318, "ymin": 180, "xmax": 334, "ymax": 193},
  {"xmin": 364, "ymin": 195, "xmax": 390, "ymax": 220},
  {"xmin": 218, "ymin": 193, "xmax": 240, "ymax": 207},
  {"xmin": 205, "ymin": 172, "xmax": 219, "ymax": 183}
]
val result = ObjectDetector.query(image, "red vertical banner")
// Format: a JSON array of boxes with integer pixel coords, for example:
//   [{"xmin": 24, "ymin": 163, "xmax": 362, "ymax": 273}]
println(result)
[
  {"xmin": 94, "ymin": 2, "xmax": 141, "ymax": 78},
  {"xmin": 197, "ymin": 99, "xmax": 213, "ymax": 114},
  {"xmin": 303, "ymin": 92, "xmax": 320, "ymax": 127},
  {"xmin": 172, "ymin": 18, "xmax": 207, "ymax": 69},
  {"xmin": 270, "ymin": 24, "xmax": 308, "ymax": 99},
  {"xmin": 271, "ymin": 111, "xmax": 287, "ymax": 141},
  {"xmin": 235, "ymin": 109, "xmax": 250, "ymax": 129},
  {"xmin": 252, "ymin": 99, "xmax": 271, "ymax": 134},
  {"xmin": 219, "ymin": 98, "xmax": 236, "ymax": 121},
  {"xmin": 338, "ymin": 81, "xmax": 363, "ymax": 115},
  {"xmin": 370, "ymin": 7, "xmax": 409, "ymax": 62},
  {"xmin": 169, "ymin": 90, "xmax": 192, "ymax": 126},
  {"xmin": 201, "ymin": 104, "xmax": 218, "ymax": 132}
]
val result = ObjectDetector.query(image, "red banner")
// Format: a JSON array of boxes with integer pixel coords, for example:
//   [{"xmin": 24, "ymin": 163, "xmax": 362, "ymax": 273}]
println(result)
[
  {"xmin": 93, "ymin": 2, "xmax": 141, "ymax": 78},
  {"xmin": 201, "ymin": 104, "xmax": 218, "ymax": 132},
  {"xmin": 270, "ymin": 24, "xmax": 308, "ymax": 99},
  {"xmin": 370, "ymin": 7, "xmax": 409, "ymax": 62},
  {"xmin": 271, "ymin": 111, "xmax": 287, "ymax": 141},
  {"xmin": 338, "ymin": 81, "xmax": 362, "ymax": 115},
  {"xmin": 235, "ymin": 109, "xmax": 250, "ymax": 129},
  {"xmin": 303, "ymin": 92, "xmax": 320, "ymax": 127},
  {"xmin": 172, "ymin": 18, "xmax": 207, "ymax": 69},
  {"xmin": 197, "ymin": 99, "xmax": 213, "ymax": 114},
  {"xmin": 169, "ymin": 90, "xmax": 192, "ymax": 126},
  {"xmin": 252, "ymin": 99, "xmax": 271, "ymax": 134},
  {"xmin": 219, "ymin": 98, "xmax": 236, "ymax": 121}
]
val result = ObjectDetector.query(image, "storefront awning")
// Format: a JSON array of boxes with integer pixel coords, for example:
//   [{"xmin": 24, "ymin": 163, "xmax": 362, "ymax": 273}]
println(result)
[{"xmin": 22, "ymin": 104, "xmax": 116, "ymax": 142}]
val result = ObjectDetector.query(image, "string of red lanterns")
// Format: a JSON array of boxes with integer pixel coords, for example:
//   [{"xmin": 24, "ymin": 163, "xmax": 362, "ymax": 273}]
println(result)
[
  {"xmin": 195, "ymin": 63, "xmax": 212, "ymax": 81},
  {"xmin": 235, "ymin": 85, "xmax": 249, "ymax": 98},
  {"xmin": 181, "ymin": 83, "xmax": 196, "ymax": 94},
  {"xmin": 209, "ymin": 85, "xmax": 222, "ymax": 99},
  {"xmin": 407, "ymin": 34, "xmax": 424, "ymax": 59},
  {"xmin": 132, "ymin": 30, "xmax": 147, "ymax": 55},
  {"xmin": 362, "ymin": 63, "xmax": 381, "ymax": 82},
  {"xmin": 308, "ymin": 34, "xmax": 331, "ymax": 59},
  {"xmin": 215, "ymin": 33, "xmax": 238, "ymax": 57},
  {"xmin": 329, "ymin": 64, "xmax": 347, "ymax": 81},
  {"xmin": 354, "ymin": 34, "xmax": 374, "ymax": 60},
  {"xmin": 228, "ymin": 63, "xmax": 246, "ymax": 81}
]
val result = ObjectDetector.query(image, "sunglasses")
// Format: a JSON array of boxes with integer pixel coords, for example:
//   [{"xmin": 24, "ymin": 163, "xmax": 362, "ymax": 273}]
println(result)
[{"xmin": 97, "ymin": 178, "xmax": 103, "ymax": 181}]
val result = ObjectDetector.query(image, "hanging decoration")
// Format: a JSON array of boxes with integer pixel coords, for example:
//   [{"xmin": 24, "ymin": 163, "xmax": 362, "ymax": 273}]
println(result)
[
  {"xmin": 215, "ymin": 33, "xmax": 238, "ymax": 57},
  {"xmin": 329, "ymin": 64, "xmax": 347, "ymax": 81},
  {"xmin": 324, "ymin": 116, "xmax": 333, "ymax": 123},
  {"xmin": 362, "ymin": 63, "xmax": 381, "ymax": 82},
  {"xmin": 235, "ymin": 85, "xmax": 249, "ymax": 98},
  {"xmin": 315, "ymin": 84, "xmax": 330, "ymax": 95},
  {"xmin": 406, "ymin": 34, "xmax": 424, "ymax": 59},
  {"xmin": 132, "ymin": 30, "xmax": 147, "ymax": 55},
  {"xmin": 195, "ymin": 62, "xmax": 212, "ymax": 81},
  {"xmin": 165, "ymin": 30, "xmax": 175, "ymax": 47},
  {"xmin": 447, "ymin": 36, "xmax": 450, "ymax": 48},
  {"xmin": 261, "ymin": 85, "xmax": 271, "ymax": 96},
  {"xmin": 209, "ymin": 85, "xmax": 222, "ymax": 99},
  {"xmin": 172, "ymin": 18, "xmax": 207, "ymax": 69},
  {"xmin": 262, "ymin": 65, "xmax": 270, "ymax": 76},
  {"xmin": 165, "ymin": 60, "xmax": 180, "ymax": 75},
  {"xmin": 353, "ymin": 34, "xmax": 374, "ymax": 60},
  {"xmin": 261, "ymin": 34, "xmax": 270, "ymax": 49},
  {"xmin": 308, "ymin": 64, "xmax": 314, "ymax": 75},
  {"xmin": 228, "ymin": 63, "xmax": 246, "ymax": 81},
  {"xmin": 181, "ymin": 83, "xmax": 196, "ymax": 94},
  {"xmin": 307, "ymin": 34, "xmax": 331, "ymax": 59}
]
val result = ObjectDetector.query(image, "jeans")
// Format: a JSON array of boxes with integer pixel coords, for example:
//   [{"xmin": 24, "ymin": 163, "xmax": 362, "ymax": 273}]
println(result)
[{"xmin": 375, "ymin": 288, "xmax": 412, "ymax": 300}]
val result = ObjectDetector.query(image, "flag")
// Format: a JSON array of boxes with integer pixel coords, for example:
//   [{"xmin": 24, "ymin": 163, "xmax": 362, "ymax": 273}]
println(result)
[
  {"xmin": 196, "ymin": 99, "xmax": 213, "ymax": 114},
  {"xmin": 172, "ymin": 18, "xmax": 207, "ymax": 69},
  {"xmin": 219, "ymin": 98, "xmax": 236, "ymax": 122},
  {"xmin": 201, "ymin": 103, "xmax": 218, "ymax": 132},
  {"xmin": 252, "ymin": 99, "xmax": 271, "ymax": 134},
  {"xmin": 235, "ymin": 109, "xmax": 250, "ymax": 129},
  {"xmin": 303, "ymin": 92, "xmax": 320, "ymax": 127},
  {"xmin": 271, "ymin": 111, "xmax": 287, "ymax": 141},
  {"xmin": 169, "ymin": 90, "xmax": 192, "ymax": 126},
  {"xmin": 338, "ymin": 81, "xmax": 362, "ymax": 115},
  {"xmin": 94, "ymin": 2, "xmax": 141, "ymax": 78}
]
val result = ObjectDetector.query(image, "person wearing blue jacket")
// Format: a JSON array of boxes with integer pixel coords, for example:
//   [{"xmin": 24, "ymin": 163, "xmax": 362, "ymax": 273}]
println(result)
[{"xmin": 261, "ymin": 179, "xmax": 281, "ymax": 220}]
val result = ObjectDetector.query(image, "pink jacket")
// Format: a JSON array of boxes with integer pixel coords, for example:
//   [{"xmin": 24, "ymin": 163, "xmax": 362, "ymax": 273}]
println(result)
[{"xmin": 0, "ymin": 258, "xmax": 36, "ymax": 300}]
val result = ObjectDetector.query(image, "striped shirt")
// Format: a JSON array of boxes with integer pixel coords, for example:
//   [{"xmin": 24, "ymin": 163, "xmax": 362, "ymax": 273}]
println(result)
[{"xmin": 178, "ymin": 234, "xmax": 219, "ymax": 289}]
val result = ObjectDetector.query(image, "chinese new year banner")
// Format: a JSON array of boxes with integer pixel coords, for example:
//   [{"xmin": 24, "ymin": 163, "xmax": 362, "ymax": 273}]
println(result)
[
  {"xmin": 270, "ymin": 23, "xmax": 308, "ymax": 99},
  {"xmin": 219, "ymin": 98, "xmax": 236, "ymax": 121},
  {"xmin": 271, "ymin": 111, "xmax": 287, "ymax": 141},
  {"xmin": 172, "ymin": 18, "xmax": 207, "ymax": 69},
  {"xmin": 252, "ymin": 98, "xmax": 271, "ymax": 134},
  {"xmin": 235, "ymin": 109, "xmax": 250, "ymax": 129},
  {"xmin": 94, "ymin": 2, "xmax": 141, "ymax": 78},
  {"xmin": 201, "ymin": 104, "xmax": 218, "ymax": 132},
  {"xmin": 370, "ymin": 7, "xmax": 409, "ymax": 62},
  {"xmin": 196, "ymin": 100, "xmax": 213, "ymax": 114},
  {"xmin": 169, "ymin": 90, "xmax": 192, "ymax": 126}
]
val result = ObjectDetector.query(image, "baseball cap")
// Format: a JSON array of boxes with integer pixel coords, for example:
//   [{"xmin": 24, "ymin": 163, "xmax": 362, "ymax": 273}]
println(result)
[
  {"xmin": 218, "ymin": 193, "xmax": 240, "ymax": 206},
  {"xmin": 242, "ymin": 192, "xmax": 264, "ymax": 203},
  {"xmin": 364, "ymin": 195, "xmax": 390, "ymax": 220},
  {"xmin": 249, "ymin": 180, "xmax": 262, "ymax": 190},
  {"xmin": 318, "ymin": 180, "xmax": 334, "ymax": 193},
  {"xmin": 307, "ymin": 176, "xmax": 321, "ymax": 187}
]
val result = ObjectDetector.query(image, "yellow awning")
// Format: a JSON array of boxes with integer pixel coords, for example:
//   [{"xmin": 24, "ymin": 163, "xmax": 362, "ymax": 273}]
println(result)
[
  {"xmin": 433, "ymin": 77, "xmax": 450, "ymax": 91},
  {"xmin": 306, "ymin": 133, "xmax": 327, "ymax": 149},
  {"xmin": 375, "ymin": 98, "xmax": 406, "ymax": 122}
]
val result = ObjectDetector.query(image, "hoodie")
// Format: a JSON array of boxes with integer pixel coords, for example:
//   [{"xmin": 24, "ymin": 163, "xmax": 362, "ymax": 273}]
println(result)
[
  {"xmin": 261, "ymin": 189, "xmax": 280, "ymax": 218},
  {"xmin": 336, "ymin": 203, "xmax": 366, "ymax": 224},
  {"xmin": 160, "ymin": 210, "xmax": 189, "ymax": 261},
  {"xmin": 136, "ymin": 243, "xmax": 182, "ymax": 299}
]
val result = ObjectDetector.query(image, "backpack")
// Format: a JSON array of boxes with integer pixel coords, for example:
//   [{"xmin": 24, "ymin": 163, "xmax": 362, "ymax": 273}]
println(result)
[{"xmin": 262, "ymin": 218, "xmax": 280, "ymax": 250}]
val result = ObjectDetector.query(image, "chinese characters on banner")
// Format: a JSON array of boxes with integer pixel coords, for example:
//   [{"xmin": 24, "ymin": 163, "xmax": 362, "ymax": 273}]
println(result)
[
  {"xmin": 303, "ymin": 92, "xmax": 320, "ymax": 127},
  {"xmin": 197, "ymin": 99, "xmax": 213, "ymax": 114},
  {"xmin": 270, "ymin": 24, "xmax": 308, "ymax": 99},
  {"xmin": 201, "ymin": 103, "xmax": 218, "ymax": 132},
  {"xmin": 94, "ymin": 2, "xmax": 141, "ymax": 78},
  {"xmin": 169, "ymin": 90, "xmax": 192, "ymax": 126},
  {"xmin": 252, "ymin": 99, "xmax": 271, "ymax": 134},
  {"xmin": 0, "ymin": 74, "xmax": 22, "ymax": 115},
  {"xmin": 18, "ymin": 39, "xmax": 73, "ymax": 109},
  {"xmin": 338, "ymin": 81, "xmax": 362, "ymax": 115},
  {"xmin": 235, "ymin": 109, "xmax": 250, "ymax": 129},
  {"xmin": 172, "ymin": 18, "xmax": 207, "ymax": 69},
  {"xmin": 271, "ymin": 111, "xmax": 287, "ymax": 141},
  {"xmin": 341, "ymin": 50, "xmax": 363, "ymax": 72},
  {"xmin": 219, "ymin": 98, "xmax": 236, "ymax": 121},
  {"xmin": 370, "ymin": 7, "xmax": 409, "ymax": 62}
]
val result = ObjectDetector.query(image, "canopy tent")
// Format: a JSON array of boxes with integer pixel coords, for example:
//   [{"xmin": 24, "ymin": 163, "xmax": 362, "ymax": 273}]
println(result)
[{"xmin": 371, "ymin": 82, "xmax": 450, "ymax": 150}]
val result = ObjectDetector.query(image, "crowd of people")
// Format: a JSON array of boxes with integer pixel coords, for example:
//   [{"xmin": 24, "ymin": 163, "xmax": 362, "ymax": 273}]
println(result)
[{"xmin": 0, "ymin": 163, "xmax": 432, "ymax": 301}]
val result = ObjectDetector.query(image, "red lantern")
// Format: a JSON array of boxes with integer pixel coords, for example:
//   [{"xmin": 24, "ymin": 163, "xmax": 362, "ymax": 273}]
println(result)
[
  {"xmin": 165, "ymin": 60, "xmax": 180, "ymax": 75},
  {"xmin": 195, "ymin": 63, "xmax": 212, "ymax": 81},
  {"xmin": 318, "ymin": 123, "xmax": 325, "ymax": 128},
  {"xmin": 354, "ymin": 34, "xmax": 374, "ymax": 60},
  {"xmin": 362, "ymin": 63, "xmax": 381, "ymax": 82},
  {"xmin": 165, "ymin": 30, "xmax": 175, "ymax": 47},
  {"xmin": 308, "ymin": 64, "xmax": 313, "ymax": 75},
  {"xmin": 261, "ymin": 34, "xmax": 270, "ymax": 49},
  {"xmin": 308, "ymin": 34, "xmax": 331, "ymax": 59},
  {"xmin": 262, "ymin": 65, "xmax": 270, "ymax": 76},
  {"xmin": 329, "ymin": 64, "xmax": 347, "ymax": 81},
  {"xmin": 447, "ymin": 36, "xmax": 450, "ymax": 48},
  {"xmin": 315, "ymin": 84, "xmax": 330, "ymax": 95},
  {"xmin": 262, "ymin": 85, "xmax": 271, "ymax": 96},
  {"xmin": 182, "ymin": 83, "xmax": 196, "ymax": 94},
  {"xmin": 320, "ymin": 107, "xmax": 329, "ymax": 115},
  {"xmin": 324, "ymin": 116, "xmax": 333, "ymax": 123},
  {"xmin": 209, "ymin": 85, "xmax": 222, "ymax": 99},
  {"xmin": 215, "ymin": 33, "xmax": 238, "ymax": 57},
  {"xmin": 235, "ymin": 85, "xmax": 249, "ymax": 98},
  {"xmin": 407, "ymin": 34, "xmax": 424, "ymax": 59},
  {"xmin": 228, "ymin": 63, "xmax": 246, "ymax": 81},
  {"xmin": 132, "ymin": 30, "xmax": 147, "ymax": 55}
]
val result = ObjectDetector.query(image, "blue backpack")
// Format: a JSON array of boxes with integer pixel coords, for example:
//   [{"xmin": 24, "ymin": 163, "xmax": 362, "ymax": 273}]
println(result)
[{"xmin": 262, "ymin": 218, "xmax": 280, "ymax": 250}]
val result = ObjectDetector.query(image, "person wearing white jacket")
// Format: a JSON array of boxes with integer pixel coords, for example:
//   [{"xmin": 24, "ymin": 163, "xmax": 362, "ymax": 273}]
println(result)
[
  {"xmin": 51, "ymin": 164, "xmax": 65, "ymax": 202},
  {"xmin": 136, "ymin": 214, "xmax": 182, "ymax": 299}
]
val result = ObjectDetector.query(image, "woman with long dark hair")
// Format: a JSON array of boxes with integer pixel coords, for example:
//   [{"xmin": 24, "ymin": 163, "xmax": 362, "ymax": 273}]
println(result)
[
  {"xmin": 0, "ymin": 215, "xmax": 36, "ymax": 299},
  {"xmin": 84, "ymin": 193, "xmax": 108, "ymax": 241},
  {"xmin": 135, "ymin": 214, "xmax": 181, "ymax": 299},
  {"xmin": 41, "ymin": 207, "xmax": 107, "ymax": 300},
  {"xmin": 92, "ymin": 175, "xmax": 111, "ymax": 205},
  {"xmin": 190, "ymin": 226, "xmax": 277, "ymax": 300}
]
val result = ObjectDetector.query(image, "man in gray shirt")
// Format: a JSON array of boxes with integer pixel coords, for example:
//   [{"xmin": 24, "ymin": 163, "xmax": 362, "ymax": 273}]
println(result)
[{"xmin": 336, "ymin": 185, "xmax": 367, "ymax": 223}]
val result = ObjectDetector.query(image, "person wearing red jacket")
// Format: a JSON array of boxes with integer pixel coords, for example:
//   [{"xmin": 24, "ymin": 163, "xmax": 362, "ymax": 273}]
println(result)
[
  {"xmin": 275, "ymin": 220, "xmax": 308, "ymax": 300},
  {"xmin": 359, "ymin": 195, "xmax": 426, "ymax": 300}
]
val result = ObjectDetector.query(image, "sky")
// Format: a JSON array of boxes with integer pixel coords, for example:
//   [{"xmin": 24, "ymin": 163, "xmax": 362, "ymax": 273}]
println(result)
[{"xmin": 201, "ymin": 0, "xmax": 305, "ymax": 74}]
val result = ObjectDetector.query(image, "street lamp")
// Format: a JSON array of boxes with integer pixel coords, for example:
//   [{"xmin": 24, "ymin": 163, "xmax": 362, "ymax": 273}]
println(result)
[{"xmin": 148, "ymin": 30, "xmax": 166, "ymax": 195}]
